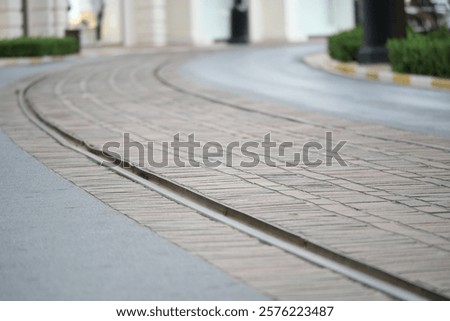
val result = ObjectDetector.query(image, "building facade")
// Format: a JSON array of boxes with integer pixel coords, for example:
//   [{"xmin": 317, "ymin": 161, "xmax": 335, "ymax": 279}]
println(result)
[
  {"xmin": 0, "ymin": 0, "xmax": 68, "ymax": 39},
  {"xmin": 0, "ymin": 0, "xmax": 355, "ymax": 46}
]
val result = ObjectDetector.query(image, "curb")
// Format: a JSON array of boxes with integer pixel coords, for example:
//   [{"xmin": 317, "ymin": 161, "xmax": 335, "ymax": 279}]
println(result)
[
  {"xmin": 0, "ymin": 54, "xmax": 82, "ymax": 67},
  {"xmin": 304, "ymin": 53, "xmax": 450, "ymax": 91},
  {"xmin": 0, "ymin": 48, "xmax": 164, "ymax": 67},
  {"xmin": 0, "ymin": 46, "xmax": 222, "ymax": 68}
]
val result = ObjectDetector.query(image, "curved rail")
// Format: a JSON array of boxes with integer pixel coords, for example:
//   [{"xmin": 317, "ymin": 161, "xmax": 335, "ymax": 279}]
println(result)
[{"xmin": 16, "ymin": 67, "xmax": 448, "ymax": 301}]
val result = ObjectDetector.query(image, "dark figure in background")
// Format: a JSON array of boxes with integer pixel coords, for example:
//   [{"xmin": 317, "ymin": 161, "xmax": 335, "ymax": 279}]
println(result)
[
  {"xmin": 229, "ymin": 0, "xmax": 248, "ymax": 43},
  {"xmin": 96, "ymin": 0, "xmax": 105, "ymax": 41}
]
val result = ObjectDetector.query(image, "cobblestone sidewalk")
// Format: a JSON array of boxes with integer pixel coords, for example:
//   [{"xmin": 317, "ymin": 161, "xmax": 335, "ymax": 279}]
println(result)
[{"xmin": 7, "ymin": 51, "xmax": 450, "ymax": 298}]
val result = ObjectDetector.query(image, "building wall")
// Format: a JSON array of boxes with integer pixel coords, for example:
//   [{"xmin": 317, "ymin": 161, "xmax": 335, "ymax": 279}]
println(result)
[
  {"xmin": 250, "ymin": 0, "xmax": 355, "ymax": 43},
  {"xmin": 123, "ymin": 0, "xmax": 166, "ymax": 46},
  {"xmin": 28, "ymin": 0, "xmax": 67, "ymax": 37},
  {"xmin": 332, "ymin": 0, "xmax": 356, "ymax": 31},
  {"xmin": 250, "ymin": 0, "xmax": 288, "ymax": 43},
  {"xmin": 285, "ymin": 0, "xmax": 308, "ymax": 42},
  {"xmin": 195, "ymin": 0, "xmax": 233, "ymax": 44},
  {"xmin": 1, "ymin": 0, "xmax": 355, "ymax": 46},
  {"xmin": 166, "ymin": 0, "xmax": 192, "ymax": 45},
  {"xmin": 101, "ymin": 0, "xmax": 123, "ymax": 44},
  {"xmin": 135, "ymin": 0, "xmax": 166, "ymax": 46},
  {"xmin": 0, "ymin": 0, "xmax": 67, "ymax": 39},
  {"xmin": 295, "ymin": 0, "xmax": 354, "ymax": 37},
  {"xmin": 0, "ymin": 0, "xmax": 23, "ymax": 38}
]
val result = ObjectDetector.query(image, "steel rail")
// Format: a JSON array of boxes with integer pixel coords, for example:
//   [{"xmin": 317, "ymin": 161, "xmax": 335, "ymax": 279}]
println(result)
[{"xmin": 17, "ymin": 74, "xmax": 448, "ymax": 301}]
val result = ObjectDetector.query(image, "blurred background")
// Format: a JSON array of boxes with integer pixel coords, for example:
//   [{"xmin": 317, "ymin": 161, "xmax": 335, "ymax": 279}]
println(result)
[{"xmin": 1, "ymin": 0, "xmax": 448, "ymax": 48}]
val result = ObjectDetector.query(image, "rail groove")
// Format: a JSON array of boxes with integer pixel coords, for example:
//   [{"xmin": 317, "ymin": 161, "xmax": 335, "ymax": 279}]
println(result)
[{"xmin": 17, "ymin": 72, "xmax": 448, "ymax": 301}]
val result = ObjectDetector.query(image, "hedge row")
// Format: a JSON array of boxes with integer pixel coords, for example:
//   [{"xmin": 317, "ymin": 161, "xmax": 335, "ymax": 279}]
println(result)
[
  {"xmin": 328, "ymin": 26, "xmax": 450, "ymax": 78},
  {"xmin": 328, "ymin": 26, "xmax": 363, "ymax": 62},
  {"xmin": 0, "ymin": 37, "xmax": 78, "ymax": 58},
  {"xmin": 387, "ymin": 29, "xmax": 450, "ymax": 78}
]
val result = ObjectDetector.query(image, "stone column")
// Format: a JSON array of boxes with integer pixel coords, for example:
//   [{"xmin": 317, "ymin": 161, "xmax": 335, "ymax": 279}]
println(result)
[
  {"xmin": 166, "ymin": 0, "xmax": 219, "ymax": 46},
  {"xmin": 249, "ymin": 0, "xmax": 307, "ymax": 43},
  {"xmin": 0, "ymin": 0, "xmax": 24, "ymax": 38},
  {"xmin": 123, "ymin": 0, "xmax": 167, "ymax": 47},
  {"xmin": 166, "ymin": 0, "xmax": 193, "ymax": 45},
  {"xmin": 27, "ymin": 0, "xmax": 67, "ymax": 37},
  {"xmin": 122, "ymin": 0, "xmax": 137, "ymax": 46}
]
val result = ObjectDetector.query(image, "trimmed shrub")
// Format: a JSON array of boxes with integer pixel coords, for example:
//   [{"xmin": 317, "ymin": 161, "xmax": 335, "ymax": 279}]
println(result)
[
  {"xmin": 387, "ymin": 27, "xmax": 450, "ymax": 78},
  {"xmin": 328, "ymin": 26, "xmax": 363, "ymax": 62},
  {"xmin": 0, "ymin": 37, "xmax": 78, "ymax": 58}
]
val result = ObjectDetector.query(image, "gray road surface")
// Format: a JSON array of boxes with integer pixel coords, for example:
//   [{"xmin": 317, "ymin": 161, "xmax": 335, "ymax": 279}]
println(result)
[
  {"xmin": 0, "ymin": 62, "xmax": 266, "ymax": 300},
  {"xmin": 183, "ymin": 43, "xmax": 450, "ymax": 138}
]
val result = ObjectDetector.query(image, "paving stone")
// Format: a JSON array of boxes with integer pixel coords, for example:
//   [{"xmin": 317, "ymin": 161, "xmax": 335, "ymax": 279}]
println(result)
[{"xmin": 3, "ymin": 52, "xmax": 450, "ymax": 298}]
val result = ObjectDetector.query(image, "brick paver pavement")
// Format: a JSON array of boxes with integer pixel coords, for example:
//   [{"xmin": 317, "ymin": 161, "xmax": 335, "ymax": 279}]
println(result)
[
  {"xmin": 0, "ymin": 78, "xmax": 391, "ymax": 300},
  {"xmin": 6, "ymin": 51, "xmax": 450, "ymax": 297}
]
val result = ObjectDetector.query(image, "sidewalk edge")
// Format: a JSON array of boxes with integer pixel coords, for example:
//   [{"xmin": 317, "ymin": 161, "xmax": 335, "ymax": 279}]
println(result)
[
  {"xmin": 0, "ymin": 54, "xmax": 82, "ymax": 67},
  {"xmin": 304, "ymin": 53, "xmax": 450, "ymax": 91}
]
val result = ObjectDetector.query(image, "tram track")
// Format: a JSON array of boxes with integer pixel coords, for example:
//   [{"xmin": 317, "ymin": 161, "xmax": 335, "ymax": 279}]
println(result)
[{"xmin": 15, "ymin": 67, "xmax": 449, "ymax": 301}]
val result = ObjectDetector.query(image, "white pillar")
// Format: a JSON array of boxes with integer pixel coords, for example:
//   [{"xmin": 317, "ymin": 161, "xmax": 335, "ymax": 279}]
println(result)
[
  {"xmin": 296, "ymin": 0, "xmax": 355, "ymax": 38},
  {"xmin": 27, "ymin": 0, "xmax": 67, "ymax": 37},
  {"xmin": 98, "ymin": 0, "xmax": 123, "ymax": 44},
  {"xmin": 27, "ymin": 0, "xmax": 50, "ymax": 36},
  {"xmin": 285, "ymin": 0, "xmax": 308, "ymax": 42},
  {"xmin": 150, "ymin": 0, "xmax": 167, "ymax": 46},
  {"xmin": 248, "ymin": 0, "xmax": 263, "ymax": 42},
  {"xmin": 249, "ymin": 0, "xmax": 307, "ymax": 43},
  {"xmin": 250, "ymin": 0, "xmax": 286, "ymax": 43},
  {"xmin": 53, "ymin": 0, "xmax": 69, "ymax": 37},
  {"xmin": 122, "ymin": 0, "xmax": 137, "ymax": 46},
  {"xmin": 124, "ymin": 0, "xmax": 167, "ymax": 47},
  {"xmin": 166, "ymin": 0, "xmax": 194, "ymax": 45},
  {"xmin": 191, "ymin": 0, "xmax": 233, "ymax": 45},
  {"xmin": 0, "ymin": 0, "xmax": 23, "ymax": 38},
  {"xmin": 191, "ymin": 0, "xmax": 210, "ymax": 45},
  {"xmin": 167, "ymin": 0, "xmax": 233, "ymax": 46}
]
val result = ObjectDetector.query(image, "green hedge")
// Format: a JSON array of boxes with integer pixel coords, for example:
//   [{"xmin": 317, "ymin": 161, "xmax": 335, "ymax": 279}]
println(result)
[
  {"xmin": 0, "ymin": 37, "xmax": 78, "ymax": 58},
  {"xmin": 328, "ymin": 26, "xmax": 363, "ymax": 62},
  {"xmin": 387, "ymin": 28, "xmax": 450, "ymax": 78},
  {"xmin": 328, "ymin": 26, "xmax": 450, "ymax": 78}
]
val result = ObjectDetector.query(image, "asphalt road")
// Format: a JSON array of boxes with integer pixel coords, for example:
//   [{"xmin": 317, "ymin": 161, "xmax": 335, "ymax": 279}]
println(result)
[
  {"xmin": 183, "ymin": 43, "xmax": 450, "ymax": 138},
  {"xmin": 0, "ymin": 62, "xmax": 266, "ymax": 300}
]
